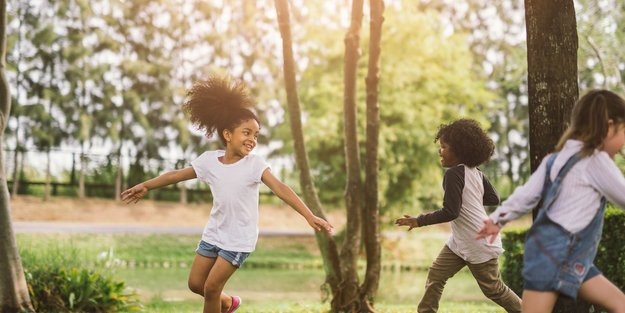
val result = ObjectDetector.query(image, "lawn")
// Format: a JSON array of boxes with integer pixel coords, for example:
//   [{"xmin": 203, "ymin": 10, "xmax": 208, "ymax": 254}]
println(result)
[{"xmin": 16, "ymin": 230, "xmax": 508, "ymax": 312}]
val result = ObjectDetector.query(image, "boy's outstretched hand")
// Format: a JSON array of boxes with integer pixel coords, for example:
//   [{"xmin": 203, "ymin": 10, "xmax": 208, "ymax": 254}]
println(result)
[
  {"xmin": 476, "ymin": 218, "xmax": 501, "ymax": 243},
  {"xmin": 120, "ymin": 183, "xmax": 148, "ymax": 204},
  {"xmin": 307, "ymin": 215, "xmax": 334, "ymax": 234},
  {"xmin": 395, "ymin": 215, "xmax": 419, "ymax": 231}
]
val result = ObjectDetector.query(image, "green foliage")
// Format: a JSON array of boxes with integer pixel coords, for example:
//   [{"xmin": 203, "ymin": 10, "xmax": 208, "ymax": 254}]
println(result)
[
  {"xmin": 20, "ymin": 237, "xmax": 141, "ymax": 313},
  {"xmin": 595, "ymin": 207, "xmax": 625, "ymax": 290},
  {"xmin": 500, "ymin": 227, "xmax": 527, "ymax": 296},
  {"xmin": 501, "ymin": 206, "xmax": 625, "ymax": 298},
  {"xmin": 25, "ymin": 266, "xmax": 141, "ymax": 313},
  {"xmin": 274, "ymin": 6, "xmax": 496, "ymax": 213}
]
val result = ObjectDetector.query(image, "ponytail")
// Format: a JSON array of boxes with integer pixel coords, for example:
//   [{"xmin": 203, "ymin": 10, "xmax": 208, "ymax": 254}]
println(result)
[
  {"xmin": 556, "ymin": 89, "xmax": 625, "ymax": 156},
  {"xmin": 182, "ymin": 75, "xmax": 258, "ymax": 145}
]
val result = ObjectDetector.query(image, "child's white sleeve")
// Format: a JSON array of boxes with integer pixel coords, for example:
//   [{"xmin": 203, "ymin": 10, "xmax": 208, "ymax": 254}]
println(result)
[
  {"xmin": 489, "ymin": 156, "xmax": 548, "ymax": 226},
  {"xmin": 191, "ymin": 152, "xmax": 212, "ymax": 183},
  {"xmin": 587, "ymin": 152, "xmax": 625, "ymax": 209}
]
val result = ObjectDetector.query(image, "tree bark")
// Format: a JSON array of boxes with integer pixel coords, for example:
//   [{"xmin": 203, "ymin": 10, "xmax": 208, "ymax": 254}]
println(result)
[
  {"xmin": 273, "ymin": 1, "xmax": 343, "ymax": 311},
  {"xmin": 0, "ymin": 0, "xmax": 34, "ymax": 310},
  {"xmin": 79, "ymin": 152, "xmax": 86, "ymax": 198},
  {"xmin": 525, "ymin": 0, "xmax": 578, "ymax": 172},
  {"xmin": 340, "ymin": 0, "xmax": 365, "ymax": 311},
  {"xmin": 360, "ymin": 0, "xmax": 384, "ymax": 308},
  {"xmin": 525, "ymin": 1, "xmax": 586, "ymax": 311}
]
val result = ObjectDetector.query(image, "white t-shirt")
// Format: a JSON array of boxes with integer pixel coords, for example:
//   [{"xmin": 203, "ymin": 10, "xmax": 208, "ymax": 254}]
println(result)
[{"xmin": 191, "ymin": 150, "xmax": 270, "ymax": 252}]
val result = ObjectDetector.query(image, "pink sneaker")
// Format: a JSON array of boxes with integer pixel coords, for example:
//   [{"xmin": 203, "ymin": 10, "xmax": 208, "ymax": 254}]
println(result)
[{"xmin": 226, "ymin": 296, "xmax": 241, "ymax": 313}]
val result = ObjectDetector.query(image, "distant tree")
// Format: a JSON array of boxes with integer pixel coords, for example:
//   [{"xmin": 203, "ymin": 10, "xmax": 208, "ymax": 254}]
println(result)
[{"xmin": 0, "ymin": 0, "xmax": 34, "ymax": 310}]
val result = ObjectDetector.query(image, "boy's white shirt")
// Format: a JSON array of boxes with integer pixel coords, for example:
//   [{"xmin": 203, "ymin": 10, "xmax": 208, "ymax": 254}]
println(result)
[
  {"xmin": 192, "ymin": 150, "xmax": 270, "ymax": 252},
  {"xmin": 490, "ymin": 139, "xmax": 625, "ymax": 233},
  {"xmin": 447, "ymin": 166, "xmax": 504, "ymax": 264}
]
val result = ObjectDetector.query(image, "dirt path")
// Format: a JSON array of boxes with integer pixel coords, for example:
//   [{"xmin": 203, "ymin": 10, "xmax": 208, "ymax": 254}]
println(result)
[{"xmin": 10, "ymin": 195, "xmax": 345, "ymax": 232}]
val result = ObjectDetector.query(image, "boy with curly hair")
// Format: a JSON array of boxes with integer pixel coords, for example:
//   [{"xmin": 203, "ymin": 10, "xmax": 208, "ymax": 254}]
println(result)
[{"xmin": 395, "ymin": 119, "xmax": 522, "ymax": 313}]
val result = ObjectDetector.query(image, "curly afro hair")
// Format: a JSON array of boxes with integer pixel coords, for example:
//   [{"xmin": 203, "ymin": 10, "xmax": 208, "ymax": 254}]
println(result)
[
  {"xmin": 434, "ymin": 119, "xmax": 494, "ymax": 167},
  {"xmin": 182, "ymin": 74, "xmax": 259, "ymax": 145}
]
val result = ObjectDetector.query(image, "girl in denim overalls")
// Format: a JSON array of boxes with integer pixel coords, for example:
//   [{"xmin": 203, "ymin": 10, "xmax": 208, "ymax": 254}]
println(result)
[
  {"xmin": 121, "ymin": 75, "xmax": 333, "ymax": 313},
  {"xmin": 477, "ymin": 89, "xmax": 625, "ymax": 313}
]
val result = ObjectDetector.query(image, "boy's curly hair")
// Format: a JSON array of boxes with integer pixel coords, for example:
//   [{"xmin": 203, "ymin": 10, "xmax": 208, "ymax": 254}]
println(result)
[
  {"xmin": 434, "ymin": 119, "xmax": 494, "ymax": 167},
  {"xmin": 182, "ymin": 74, "xmax": 258, "ymax": 145}
]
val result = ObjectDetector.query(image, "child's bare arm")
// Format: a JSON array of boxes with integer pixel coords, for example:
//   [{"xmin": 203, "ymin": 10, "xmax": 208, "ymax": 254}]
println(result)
[
  {"xmin": 261, "ymin": 169, "xmax": 333, "ymax": 233},
  {"xmin": 121, "ymin": 167, "xmax": 197, "ymax": 204}
]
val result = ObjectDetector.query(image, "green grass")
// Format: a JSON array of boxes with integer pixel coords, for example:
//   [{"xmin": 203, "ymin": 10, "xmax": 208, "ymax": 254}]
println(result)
[{"xmin": 16, "ymin": 232, "xmax": 505, "ymax": 312}]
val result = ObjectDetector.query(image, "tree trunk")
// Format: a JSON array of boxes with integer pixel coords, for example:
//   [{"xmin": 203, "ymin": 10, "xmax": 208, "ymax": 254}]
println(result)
[
  {"xmin": 10, "ymin": 146, "xmax": 18, "ymax": 197},
  {"xmin": 360, "ymin": 0, "xmax": 384, "ymax": 309},
  {"xmin": 525, "ymin": 1, "xmax": 586, "ymax": 311},
  {"xmin": 273, "ymin": 0, "xmax": 343, "ymax": 311},
  {"xmin": 525, "ymin": 0, "xmax": 578, "ymax": 172},
  {"xmin": 340, "ymin": 0, "xmax": 365, "ymax": 311},
  {"xmin": 79, "ymin": 152, "xmax": 86, "ymax": 198},
  {"xmin": 0, "ymin": 0, "xmax": 34, "ymax": 309},
  {"xmin": 115, "ymin": 150, "xmax": 122, "ymax": 201},
  {"xmin": 43, "ymin": 149, "xmax": 51, "ymax": 201}
]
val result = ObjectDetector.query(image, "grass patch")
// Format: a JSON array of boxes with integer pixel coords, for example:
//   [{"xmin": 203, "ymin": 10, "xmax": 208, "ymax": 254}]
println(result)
[{"xmin": 17, "ymin": 232, "xmax": 505, "ymax": 312}]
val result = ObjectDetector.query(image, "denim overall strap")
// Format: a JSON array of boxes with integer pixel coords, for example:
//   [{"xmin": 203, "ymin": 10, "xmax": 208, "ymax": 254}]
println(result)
[
  {"xmin": 522, "ymin": 152, "xmax": 608, "ymax": 298},
  {"xmin": 535, "ymin": 152, "xmax": 582, "ymax": 219}
]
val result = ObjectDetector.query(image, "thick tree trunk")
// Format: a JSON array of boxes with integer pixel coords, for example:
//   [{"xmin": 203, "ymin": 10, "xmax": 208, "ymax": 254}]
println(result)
[
  {"xmin": 273, "ymin": 1, "xmax": 343, "ymax": 311},
  {"xmin": 0, "ymin": 0, "xmax": 34, "ymax": 309},
  {"xmin": 360, "ymin": 0, "xmax": 384, "ymax": 309},
  {"xmin": 340, "ymin": 1, "xmax": 365, "ymax": 311},
  {"xmin": 525, "ymin": 1, "xmax": 586, "ymax": 311},
  {"xmin": 525, "ymin": 0, "xmax": 578, "ymax": 172}
]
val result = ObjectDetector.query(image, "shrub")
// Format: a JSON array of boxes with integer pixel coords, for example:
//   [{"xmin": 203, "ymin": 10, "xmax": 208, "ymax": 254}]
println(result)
[
  {"xmin": 501, "ymin": 205, "xmax": 625, "ymax": 312},
  {"xmin": 25, "ymin": 265, "xmax": 141, "ymax": 313}
]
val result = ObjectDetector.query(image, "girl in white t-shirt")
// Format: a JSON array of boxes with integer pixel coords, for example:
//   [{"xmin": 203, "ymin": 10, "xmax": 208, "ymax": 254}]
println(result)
[
  {"xmin": 121, "ymin": 75, "xmax": 333, "ymax": 313},
  {"xmin": 477, "ymin": 89, "xmax": 625, "ymax": 313}
]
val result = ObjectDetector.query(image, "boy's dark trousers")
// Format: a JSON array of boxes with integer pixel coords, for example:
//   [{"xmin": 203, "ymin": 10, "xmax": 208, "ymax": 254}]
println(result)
[{"xmin": 417, "ymin": 245, "xmax": 522, "ymax": 313}]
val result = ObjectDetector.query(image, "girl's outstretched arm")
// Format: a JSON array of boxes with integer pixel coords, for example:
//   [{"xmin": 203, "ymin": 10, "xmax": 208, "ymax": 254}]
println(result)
[
  {"xmin": 261, "ymin": 169, "xmax": 333, "ymax": 233},
  {"xmin": 121, "ymin": 167, "xmax": 197, "ymax": 204},
  {"xmin": 476, "ymin": 218, "xmax": 501, "ymax": 243}
]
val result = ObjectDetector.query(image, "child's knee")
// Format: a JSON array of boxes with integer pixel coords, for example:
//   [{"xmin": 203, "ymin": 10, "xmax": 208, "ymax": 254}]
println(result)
[
  {"xmin": 203, "ymin": 281, "xmax": 223, "ymax": 297},
  {"xmin": 188, "ymin": 280, "xmax": 203, "ymax": 295}
]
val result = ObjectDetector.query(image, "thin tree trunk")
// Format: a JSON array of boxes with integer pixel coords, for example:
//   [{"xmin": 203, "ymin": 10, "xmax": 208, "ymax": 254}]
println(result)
[
  {"xmin": 115, "ymin": 150, "xmax": 122, "ymax": 201},
  {"xmin": 43, "ymin": 149, "xmax": 51, "ymax": 201},
  {"xmin": 340, "ymin": 0, "xmax": 365, "ymax": 311},
  {"xmin": 0, "ymin": 0, "xmax": 34, "ymax": 309},
  {"xmin": 273, "ymin": 0, "xmax": 343, "ymax": 311},
  {"xmin": 79, "ymin": 151, "xmax": 86, "ymax": 199},
  {"xmin": 10, "ymin": 146, "xmax": 18, "ymax": 197},
  {"xmin": 360, "ymin": 0, "xmax": 384, "ymax": 309}
]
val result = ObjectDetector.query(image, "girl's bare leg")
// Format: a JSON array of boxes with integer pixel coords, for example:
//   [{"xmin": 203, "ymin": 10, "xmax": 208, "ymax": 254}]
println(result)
[
  {"xmin": 202, "ymin": 256, "xmax": 238, "ymax": 313},
  {"xmin": 521, "ymin": 290, "xmax": 558, "ymax": 313},
  {"xmin": 188, "ymin": 254, "xmax": 235, "ymax": 312},
  {"xmin": 578, "ymin": 275, "xmax": 625, "ymax": 313}
]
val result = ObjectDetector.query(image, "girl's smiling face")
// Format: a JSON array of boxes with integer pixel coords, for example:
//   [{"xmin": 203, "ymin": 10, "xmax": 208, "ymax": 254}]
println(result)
[
  {"xmin": 224, "ymin": 119, "xmax": 260, "ymax": 157},
  {"xmin": 439, "ymin": 139, "xmax": 460, "ymax": 167}
]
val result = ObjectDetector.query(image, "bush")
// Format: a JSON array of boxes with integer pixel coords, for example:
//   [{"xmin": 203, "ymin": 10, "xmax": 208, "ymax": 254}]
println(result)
[
  {"xmin": 25, "ymin": 265, "xmax": 141, "ymax": 313},
  {"xmin": 501, "ymin": 205, "xmax": 625, "ymax": 312}
]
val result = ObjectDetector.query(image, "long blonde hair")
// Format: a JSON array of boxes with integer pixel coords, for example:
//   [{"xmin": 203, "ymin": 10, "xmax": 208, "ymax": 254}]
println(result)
[{"xmin": 556, "ymin": 89, "xmax": 625, "ymax": 156}]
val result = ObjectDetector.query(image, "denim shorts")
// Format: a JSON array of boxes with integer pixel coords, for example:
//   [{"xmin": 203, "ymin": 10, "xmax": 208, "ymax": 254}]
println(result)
[
  {"xmin": 522, "ymin": 222, "xmax": 602, "ymax": 299},
  {"xmin": 195, "ymin": 240, "xmax": 251, "ymax": 268}
]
